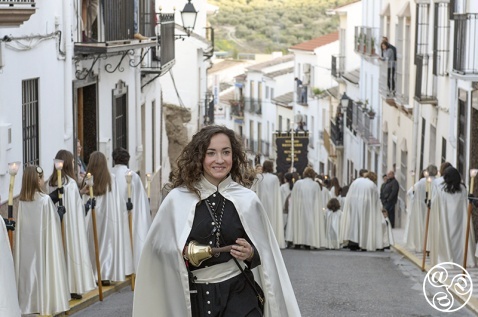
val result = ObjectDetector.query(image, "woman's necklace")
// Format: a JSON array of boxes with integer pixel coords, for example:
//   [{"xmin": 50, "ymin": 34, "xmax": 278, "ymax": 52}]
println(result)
[{"xmin": 205, "ymin": 195, "xmax": 226, "ymax": 256}]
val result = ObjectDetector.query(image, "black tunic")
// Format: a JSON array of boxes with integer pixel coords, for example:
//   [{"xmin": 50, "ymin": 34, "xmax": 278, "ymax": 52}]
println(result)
[{"xmin": 187, "ymin": 192, "xmax": 262, "ymax": 317}]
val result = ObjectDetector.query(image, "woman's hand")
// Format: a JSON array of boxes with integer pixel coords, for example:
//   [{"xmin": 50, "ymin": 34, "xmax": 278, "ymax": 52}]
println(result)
[
  {"xmin": 231, "ymin": 238, "xmax": 254, "ymax": 261},
  {"xmin": 80, "ymin": 184, "xmax": 89, "ymax": 195}
]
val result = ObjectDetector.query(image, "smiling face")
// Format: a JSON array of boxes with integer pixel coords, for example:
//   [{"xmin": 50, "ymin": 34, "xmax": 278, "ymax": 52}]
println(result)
[{"xmin": 202, "ymin": 133, "xmax": 233, "ymax": 186}]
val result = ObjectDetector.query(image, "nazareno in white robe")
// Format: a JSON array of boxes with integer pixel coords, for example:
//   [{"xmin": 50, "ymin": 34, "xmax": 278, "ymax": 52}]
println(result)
[
  {"xmin": 46, "ymin": 176, "xmax": 96, "ymax": 295},
  {"xmin": 256, "ymin": 172, "xmax": 286, "ymax": 248},
  {"xmin": 132, "ymin": 175, "xmax": 301, "ymax": 317},
  {"xmin": 0, "ymin": 218, "xmax": 21, "ymax": 317},
  {"xmin": 428, "ymin": 183, "xmax": 476, "ymax": 267},
  {"xmin": 325, "ymin": 209, "xmax": 342, "ymax": 249},
  {"xmin": 84, "ymin": 175, "xmax": 134, "ymax": 282},
  {"xmin": 111, "ymin": 164, "xmax": 152, "ymax": 271},
  {"xmin": 15, "ymin": 192, "xmax": 70, "ymax": 315},
  {"xmin": 286, "ymin": 177, "xmax": 326, "ymax": 248},
  {"xmin": 280, "ymin": 183, "xmax": 292, "ymax": 227},
  {"xmin": 340, "ymin": 177, "xmax": 384, "ymax": 251},
  {"xmin": 403, "ymin": 178, "xmax": 428, "ymax": 252}
]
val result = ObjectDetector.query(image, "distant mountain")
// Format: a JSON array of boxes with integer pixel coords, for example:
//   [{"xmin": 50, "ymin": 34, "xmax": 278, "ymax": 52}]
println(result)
[{"xmin": 208, "ymin": 0, "xmax": 355, "ymax": 56}]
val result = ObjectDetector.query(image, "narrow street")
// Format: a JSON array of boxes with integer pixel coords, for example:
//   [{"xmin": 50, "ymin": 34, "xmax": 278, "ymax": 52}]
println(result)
[{"xmin": 71, "ymin": 247, "xmax": 476, "ymax": 316}]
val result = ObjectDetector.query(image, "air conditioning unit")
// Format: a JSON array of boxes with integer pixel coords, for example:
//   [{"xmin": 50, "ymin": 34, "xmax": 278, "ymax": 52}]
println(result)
[{"xmin": 303, "ymin": 63, "xmax": 311, "ymax": 73}]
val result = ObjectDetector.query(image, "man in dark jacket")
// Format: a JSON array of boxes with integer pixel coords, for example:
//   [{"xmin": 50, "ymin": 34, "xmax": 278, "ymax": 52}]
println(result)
[{"xmin": 381, "ymin": 171, "xmax": 399, "ymax": 228}]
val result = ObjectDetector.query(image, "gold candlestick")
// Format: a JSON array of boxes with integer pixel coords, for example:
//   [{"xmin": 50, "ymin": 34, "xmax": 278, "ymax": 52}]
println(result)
[
  {"xmin": 125, "ymin": 170, "xmax": 135, "ymax": 291},
  {"xmin": 146, "ymin": 173, "xmax": 151, "ymax": 200},
  {"xmin": 7, "ymin": 161, "xmax": 20, "ymax": 251},
  {"xmin": 470, "ymin": 169, "xmax": 478, "ymax": 194}
]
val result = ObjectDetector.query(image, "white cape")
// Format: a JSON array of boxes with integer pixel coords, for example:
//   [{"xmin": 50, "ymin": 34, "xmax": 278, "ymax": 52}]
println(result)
[
  {"xmin": 280, "ymin": 183, "xmax": 292, "ymax": 227},
  {"xmin": 15, "ymin": 193, "xmax": 70, "ymax": 315},
  {"xmin": 111, "ymin": 165, "xmax": 152, "ymax": 271},
  {"xmin": 256, "ymin": 173, "xmax": 286, "ymax": 248},
  {"xmin": 84, "ymin": 175, "xmax": 133, "ymax": 281},
  {"xmin": 0, "ymin": 219, "xmax": 21, "ymax": 317},
  {"xmin": 428, "ymin": 183, "xmax": 476, "ymax": 267},
  {"xmin": 133, "ymin": 176, "xmax": 301, "ymax": 317},
  {"xmin": 286, "ymin": 178, "xmax": 326, "ymax": 248},
  {"xmin": 325, "ymin": 210, "xmax": 342, "ymax": 249},
  {"xmin": 47, "ymin": 176, "xmax": 96, "ymax": 294},
  {"xmin": 403, "ymin": 178, "xmax": 428, "ymax": 252},
  {"xmin": 340, "ymin": 178, "xmax": 384, "ymax": 251}
]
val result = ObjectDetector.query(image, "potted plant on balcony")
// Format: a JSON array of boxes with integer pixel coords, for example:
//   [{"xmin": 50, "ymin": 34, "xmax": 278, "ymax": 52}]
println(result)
[
  {"xmin": 313, "ymin": 87, "xmax": 325, "ymax": 98},
  {"xmin": 367, "ymin": 108, "xmax": 376, "ymax": 119}
]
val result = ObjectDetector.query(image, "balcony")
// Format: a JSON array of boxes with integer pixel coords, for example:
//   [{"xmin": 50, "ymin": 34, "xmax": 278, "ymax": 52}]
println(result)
[
  {"xmin": 452, "ymin": 13, "xmax": 478, "ymax": 79},
  {"xmin": 331, "ymin": 55, "xmax": 345, "ymax": 79},
  {"xmin": 330, "ymin": 119, "xmax": 343, "ymax": 147},
  {"xmin": 414, "ymin": 54, "xmax": 437, "ymax": 103},
  {"xmin": 0, "ymin": 1, "xmax": 36, "ymax": 27},
  {"xmin": 354, "ymin": 26, "xmax": 379, "ymax": 57},
  {"xmin": 74, "ymin": 0, "xmax": 156, "ymax": 55},
  {"xmin": 323, "ymin": 129, "xmax": 337, "ymax": 158},
  {"xmin": 229, "ymin": 99, "xmax": 244, "ymax": 118},
  {"xmin": 244, "ymin": 98, "xmax": 259, "ymax": 114}
]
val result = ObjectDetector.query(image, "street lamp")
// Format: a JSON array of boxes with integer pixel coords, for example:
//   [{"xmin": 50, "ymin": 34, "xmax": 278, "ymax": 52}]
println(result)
[
  {"xmin": 340, "ymin": 92, "xmax": 350, "ymax": 110},
  {"xmin": 180, "ymin": 0, "xmax": 198, "ymax": 37}
]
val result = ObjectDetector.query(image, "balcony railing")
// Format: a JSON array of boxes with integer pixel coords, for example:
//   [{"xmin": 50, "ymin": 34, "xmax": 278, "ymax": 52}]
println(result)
[
  {"xmin": 244, "ymin": 98, "xmax": 257, "ymax": 113},
  {"xmin": 415, "ymin": 54, "xmax": 436, "ymax": 102},
  {"xmin": 453, "ymin": 13, "xmax": 478, "ymax": 76},
  {"xmin": 354, "ymin": 26, "xmax": 379, "ymax": 56},
  {"xmin": 331, "ymin": 55, "xmax": 345, "ymax": 79},
  {"xmin": 330, "ymin": 120, "xmax": 343, "ymax": 147},
  {"xmin": 0, "ymin": 0, "xmax": 36, "ymax": 27},
  {"xmin": 229, "ymin": 99, "xmax": 244, "ymax": 118}
]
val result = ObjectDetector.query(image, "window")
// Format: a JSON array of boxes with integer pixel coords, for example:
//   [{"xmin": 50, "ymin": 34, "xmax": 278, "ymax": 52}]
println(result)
[
  {"xmin": 22, "ymin": 78, "xmax": 39, "ymax": 167},
  {"xmin": 266, "ymin": 86, "xmax": 269, "ymax": 99},
  {"xmin": 112, "ymin": 80, "xmax": 128, "ymax": 150},
  {"xmin": 415, "ymin": 3, "xmax": 430, "ymax": 60},
  {"xmin": 152, "ymin": 100, "xmax": 156, "ymax": 172},
  {"xmin": 396, "ymin": 13, "xmax": 411, "ymax": 104},
  {"xmin": 270, "ymin": 87, "xmax": 274, "ymax": 99},
  {"xmin": 419, "ymin": 118, "xmax": 426, "ymax": 174},
  {"xmin": 441, "ymin": 137, "xmax": 447, "ymax": 163},
  {"xmin": 382, "ymin": 131, "xmax": 388, "ymax": 175},
  {"xmin": 278, "ymin": 115, "xmax": 283, "ymax": 132},
  {"xmin": 457, "ymin": 92, "xmax": 467, "ymax": 178},
  {"xmin": 433, "ymin": 3, "xmax": 450, "ymax": 76}
]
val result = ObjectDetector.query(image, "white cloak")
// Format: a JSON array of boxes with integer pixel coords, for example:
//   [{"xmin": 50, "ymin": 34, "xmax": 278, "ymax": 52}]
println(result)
[
  {"xmin": 340, "ymin": 177, "xmax": 384, "ymax": 251},
  {"xmin": 428, "ymin": 183, "xmax": 476, "ymax": 267},
  {"xmin": 132, "ymin": 176, "xmax": 301, "ymax": 317},
  {"xmin": 0, "ymin": 219, "xmax": 21, "ymax": 317},
  {"xmin": 382, "ymin": 217, "xmax": 395, "ymax": 247},
  {"xmin": 280, "ymin": 183, "xmax": 292, "ymax": 227},
  {"xmin": 286, "ymin": 178, "xmax": 326, "ymax": 248},
  {"xmin": 111, "ymin": 165, "xmax": 152, "ymax": 271},
  {"xmin": 84, "ymin": 175, "xmax": 134, "ymax": 281},
  {"xmin": 15, "ymin": 193, "xmax": 70, "ymax": 315},
  {"xmin": 256, "ymin": 173, "xmax": 286, "ymax": 248},
  {"xmin": 403, "ymin": 178, "xmax": 428, "ymax": 252},
  {"xmin": 325, "ymin": 210, "xmax": 342, "ymax": 249},
  {"xmin": 47, "ymin": 176, "xmax": 96, "ymax": 294}
]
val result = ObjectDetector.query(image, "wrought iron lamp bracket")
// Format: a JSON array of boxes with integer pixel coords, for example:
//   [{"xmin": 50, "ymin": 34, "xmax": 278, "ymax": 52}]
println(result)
[{"xmin": 129, "ymin": 47, "xmax": 152, "ymax": 68}]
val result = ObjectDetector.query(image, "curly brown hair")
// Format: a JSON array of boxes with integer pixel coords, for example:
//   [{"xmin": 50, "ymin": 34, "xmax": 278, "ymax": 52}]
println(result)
[
  {"xmin": 172, "ymin": 125, "xmax": 250, "ymax": 198},
  {"xmin": 327, "ymin": 197, "xmax": 341, "ymax": 212}
]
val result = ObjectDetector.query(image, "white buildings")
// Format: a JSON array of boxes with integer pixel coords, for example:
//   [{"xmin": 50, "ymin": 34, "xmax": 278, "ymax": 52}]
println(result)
[
  {"xmin": 0, "ymin": 0, "xmax": 212, "ymax": 214},
  {"xmin": 328, "ymin": 0, "xmax": 478, "ymax": 227}
]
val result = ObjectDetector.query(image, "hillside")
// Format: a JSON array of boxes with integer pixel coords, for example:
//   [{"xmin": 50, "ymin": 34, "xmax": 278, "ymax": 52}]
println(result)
[{"xmin": 208, "ymin": 0, "xmax": 356, "ymax": 56}]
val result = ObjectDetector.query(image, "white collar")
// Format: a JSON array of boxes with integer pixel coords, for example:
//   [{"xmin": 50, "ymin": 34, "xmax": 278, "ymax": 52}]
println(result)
[{"xmin": 197, "ymin": 175, "xmax": 233, "ymax": 200}]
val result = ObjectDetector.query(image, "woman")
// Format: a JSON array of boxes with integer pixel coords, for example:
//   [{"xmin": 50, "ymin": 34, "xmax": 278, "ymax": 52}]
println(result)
[
  {"xmin": 280, "ymin": 173, "xmax": 294, "ymax": 230},
  {"xmin": 381, "ymin": 42, "xmax": 396, "ymax": 95},
  {"xmin": 133, "ymin": 125, "xmax": 301, "ymax": 317},
  {"xmin": 15, "ymin": 166, "xmax": 70, "ymax": 315},
  {"xmin": 82, "ymin": 151, "xmax": 133, "ymax": 284},
  {"xmin": 429, "ymin": 167, "xmax": 476, "ymax": 267},
  {"xmin": 46, "ymin": 150, "xmax": 96, "ymax": 299}
]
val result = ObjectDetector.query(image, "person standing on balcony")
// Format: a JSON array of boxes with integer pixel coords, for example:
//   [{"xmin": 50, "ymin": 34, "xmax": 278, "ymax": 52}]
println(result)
[
  {"xmin": 382, "ymin": 37, "xmax": 397, "ymax": 62},
  {"xmin": 381, "ymin": 42, "xmax": 396, "ymax": 96},
  {"xmin": 81, "ymin": 0, "xmax": 99, "ymax": 41}
]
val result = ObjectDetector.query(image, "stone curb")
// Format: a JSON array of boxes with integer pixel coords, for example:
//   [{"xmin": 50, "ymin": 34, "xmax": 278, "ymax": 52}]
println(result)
[
  {"xmin": 392, "ymin": 243, "xmax": 478, "ymax": 315},
  {"xmin": 49, "ymin": 278, "xmax": 132, "ymax": 317}
]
